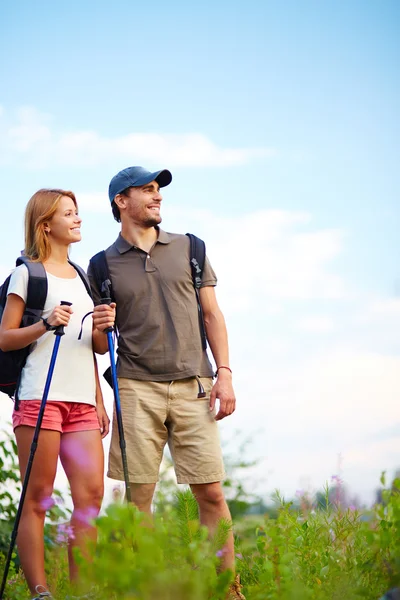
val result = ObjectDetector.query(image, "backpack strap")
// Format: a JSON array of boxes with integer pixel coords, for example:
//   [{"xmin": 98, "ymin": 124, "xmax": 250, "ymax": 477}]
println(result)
[
  {"xmin": 10, "ymin": 257, "xmax": 48, "ymax": 405},
  {"xmin": 68, "ymin": 260, "xmax": 93, "ymax": 300},
  {"xmin": 16, "ymin": 257, "xmax": 48, "ymax": 325},
  {"xmin": 89, "ymin": 251, "xmax": 113, "ymax": 303},
  {"xmin": 186, "ymin": 233, "xmax": 207, "ymax": 350}
]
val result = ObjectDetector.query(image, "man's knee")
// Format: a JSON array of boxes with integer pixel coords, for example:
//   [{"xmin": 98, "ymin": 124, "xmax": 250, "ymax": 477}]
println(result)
[
  {"xmin": 191, "ymin": 482, "xmax": 226, "ymax": 508},
  {"xmin": 129, "ymin": 483, "xmax": 156, "ymax": 511}
]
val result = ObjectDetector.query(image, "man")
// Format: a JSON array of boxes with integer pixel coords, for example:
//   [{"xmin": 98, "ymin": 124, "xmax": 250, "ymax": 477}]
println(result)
[{"xmin": 90, "ymin": 166, "xmax": 244, "ymax": 599}]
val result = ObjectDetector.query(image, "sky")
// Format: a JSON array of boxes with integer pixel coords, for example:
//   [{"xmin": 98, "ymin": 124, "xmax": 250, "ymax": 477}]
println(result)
[{"xmin": 0, "ymin": 0, "xmax": 399, "ymax": 506}]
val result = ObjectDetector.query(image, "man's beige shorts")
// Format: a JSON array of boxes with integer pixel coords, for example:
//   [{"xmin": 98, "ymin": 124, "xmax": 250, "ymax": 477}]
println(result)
[{"xmin": 107, "ymin": 377, "xmax": 226, "ymax": 484}]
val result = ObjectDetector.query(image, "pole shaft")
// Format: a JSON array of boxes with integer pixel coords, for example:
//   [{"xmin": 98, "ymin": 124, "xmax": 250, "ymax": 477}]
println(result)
[
  {"xmin": 106, "ymin": 332, "xmax": 132, "ymax": 503},
  {"xmin": 0, "ymin": 335, "xmax": 62, "ymax": 599}
]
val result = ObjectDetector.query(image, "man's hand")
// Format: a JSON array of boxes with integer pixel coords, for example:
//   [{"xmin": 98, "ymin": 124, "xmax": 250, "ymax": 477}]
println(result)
[
  {"xmin": 209, "ymin": 371, "xmax": 236, "ymax": 421},
  {"xmin": 93, "ymin": 303, "xmax": 116, "ymax": 332}
]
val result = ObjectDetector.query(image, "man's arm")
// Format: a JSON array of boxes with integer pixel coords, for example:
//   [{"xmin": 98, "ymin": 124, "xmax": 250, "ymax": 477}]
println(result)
[
  {"xmin": 199, "ymin": 286, "xmax": 236, "ymax": 421},
  {"xmin": 92, "ymin": 309, "xmax": 115, "ymax": 355},
  {"xmin": 87, "ymin": 262, "xmax": 116, "ymax": 355}
]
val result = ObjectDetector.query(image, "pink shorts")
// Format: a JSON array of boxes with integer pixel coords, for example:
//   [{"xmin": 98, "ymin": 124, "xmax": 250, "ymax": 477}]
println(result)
[{"xmin": 13, "ymin": 401, "xmax": 100, "ymax": 434}]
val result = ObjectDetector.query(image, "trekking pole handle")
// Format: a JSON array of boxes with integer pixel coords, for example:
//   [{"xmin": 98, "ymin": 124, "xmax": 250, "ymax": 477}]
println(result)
[
  {"xmin": 100, "ymin": 279, "xmax": 114, "ymax": 333},
  {"xmin": 55, "ymin": 301, "xmax": 72, "ymax": 337}
]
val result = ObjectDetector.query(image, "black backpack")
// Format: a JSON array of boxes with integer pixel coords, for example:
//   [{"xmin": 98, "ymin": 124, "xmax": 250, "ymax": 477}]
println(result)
[
  {"xmin": 0, "ymin": 257, "xmax": 92, "ymax": 400},
  {"xmin": 89, "ymin": 233, "xmax": 207, "ymax": 350}
]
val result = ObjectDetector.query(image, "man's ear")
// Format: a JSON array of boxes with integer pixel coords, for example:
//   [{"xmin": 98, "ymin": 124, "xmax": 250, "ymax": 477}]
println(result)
[{"xmin": 114, "ymin": 194, "xmax": 127, "ymax": 210}]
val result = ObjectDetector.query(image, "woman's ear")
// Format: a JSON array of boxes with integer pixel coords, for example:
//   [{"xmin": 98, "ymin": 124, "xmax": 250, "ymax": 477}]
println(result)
[{"xmin": 43, "ymin": 222, "xmax": 50, "ymax": 233}]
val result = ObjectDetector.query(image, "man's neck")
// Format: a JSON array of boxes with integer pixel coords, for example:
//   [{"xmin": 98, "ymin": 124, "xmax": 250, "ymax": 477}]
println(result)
[{"xmin": 120, "ymin": 223, "xmax": 159, "ymax": 254}]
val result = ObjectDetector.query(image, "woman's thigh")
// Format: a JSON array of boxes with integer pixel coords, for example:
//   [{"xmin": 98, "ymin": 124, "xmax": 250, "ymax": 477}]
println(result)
[
  {"xmin": 60, "ymin": 430, "xmax": 104, "ymax": 504},
  {"xmin": 15, "ymin": 425, "xmax": 61, "ymax": 500}
]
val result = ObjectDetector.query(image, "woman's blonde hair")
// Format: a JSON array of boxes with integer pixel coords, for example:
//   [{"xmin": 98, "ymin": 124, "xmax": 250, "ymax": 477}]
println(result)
[{"xmin": 24, "ymin": 189, "xmax": 78, "ymax": 262}]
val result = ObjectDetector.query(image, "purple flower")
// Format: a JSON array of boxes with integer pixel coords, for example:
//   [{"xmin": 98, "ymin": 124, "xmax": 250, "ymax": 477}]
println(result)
[
  {"xmin": 74, "ymin": 506, "xmax": 99, "ymax": 525},
  {"xmin": 56, "ymin": 523, "xmax": 75, "ymax": 544},
  {"xmin": 235, "ymin": 553, "xmax": 243, "ymax": 559},
  {"xmin": 295, "ymin": 489, "xmax": 304, "ymax": 497},
  {"xmin": 216, "ymin": 549, "xmax": 225, "ymax": 558},
  {"xmin": 40, "ymin": 496, "xmax": 55, "ymax": 511}
]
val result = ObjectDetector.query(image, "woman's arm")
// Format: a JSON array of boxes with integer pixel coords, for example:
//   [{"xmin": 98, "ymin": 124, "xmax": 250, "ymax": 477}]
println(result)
[
  {"xmin": 93, "ymin": 353, "xmax": 110, "ymax": 438},
  {"xmin": 0, "ymin": 294, "xmax": 73, "ymax": 352}
]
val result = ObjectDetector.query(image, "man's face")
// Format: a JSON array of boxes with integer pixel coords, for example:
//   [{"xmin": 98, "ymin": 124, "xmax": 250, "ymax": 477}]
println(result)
[{"xmin": 119, "ymin": 181, "xmax": 163, "ymax": 227}]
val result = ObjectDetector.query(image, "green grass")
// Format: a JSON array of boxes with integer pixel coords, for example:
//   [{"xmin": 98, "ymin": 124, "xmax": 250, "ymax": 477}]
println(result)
[{"xmin": 1, "ymin": 477, "xmax": 399, "ymax": 599}]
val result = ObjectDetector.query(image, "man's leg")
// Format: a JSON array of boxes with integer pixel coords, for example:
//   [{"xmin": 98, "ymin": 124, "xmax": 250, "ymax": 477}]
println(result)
[
  {"xmin": 108, "ymin": 378, "xmax": 168, "ymax": 507},
  {"xmin": 129, "ymin": 483, "xmax": 157, "ymax": 514},
  {"xmin": 190, "ymin": 482, "xmax": 235, "ymax": 572},
  {"xmin": 168, "ymin": 377, "xmax": 232, "ymax": 568}
]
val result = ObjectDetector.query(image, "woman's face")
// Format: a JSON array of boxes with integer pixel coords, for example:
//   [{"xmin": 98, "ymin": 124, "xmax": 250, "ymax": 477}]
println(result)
[{"xmin": 47, "ymin": 196, "xmax": 82, "ymax": 245}]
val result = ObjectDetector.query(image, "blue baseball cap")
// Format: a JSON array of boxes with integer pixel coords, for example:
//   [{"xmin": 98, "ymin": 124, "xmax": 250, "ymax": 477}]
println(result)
[{"xmin": 108, "ymin": 166, "xmax": 172, "ymax": 203}]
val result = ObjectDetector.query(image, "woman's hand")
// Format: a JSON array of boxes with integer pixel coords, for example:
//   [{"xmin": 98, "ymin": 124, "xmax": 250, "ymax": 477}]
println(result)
[
  {"xmin": 96, "ymin": 402, "xmax": 110, "ymax": 439},
  {"xmin": 46, "ymin": 304, "xmax": 74, "ymax": 328}
]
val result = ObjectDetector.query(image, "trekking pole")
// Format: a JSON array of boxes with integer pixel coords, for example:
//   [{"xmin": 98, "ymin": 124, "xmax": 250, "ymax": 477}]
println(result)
[
  {"xmin": 100, "ymin": 281, "xmax": 132, "ymax": 503},
  {"xmin": 0, "ymin": 301, "xmax": 72, "ymax": 600}
]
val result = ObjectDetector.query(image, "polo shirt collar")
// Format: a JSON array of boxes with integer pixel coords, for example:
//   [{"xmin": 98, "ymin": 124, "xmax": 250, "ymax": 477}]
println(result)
[
  {"xmin": 115, "ymin": 227, "xmax": 171, "ymax": 254},
  {"xmin": 157, "ymin": 228, "xmax": 171, "ymax": 245}
]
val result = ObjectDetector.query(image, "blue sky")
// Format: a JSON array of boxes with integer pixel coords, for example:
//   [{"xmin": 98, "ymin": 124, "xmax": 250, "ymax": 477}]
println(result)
[{"xmin": 0, "ymin": 0, "xmax": 399, "ymax": 504}]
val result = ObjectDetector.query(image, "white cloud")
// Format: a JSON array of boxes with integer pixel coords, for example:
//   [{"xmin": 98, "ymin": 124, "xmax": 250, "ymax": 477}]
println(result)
[
  {"xmin": 164, "ymin": 205, "xmax": 346, "ymax": 307},
  {"xmin": 296, "ymin": 315, "xmax": 334, "ymax": 333},
  {"xmin": 78, "ymin": 192, "xmax": 110, "ymax": 213},
  {"xmin": 0, "ymin": 106, "xmax": 276, "ymax": 169},
  {"xmin": 363, "ymin": 298, "xmax": 400, "ymax": 319}
]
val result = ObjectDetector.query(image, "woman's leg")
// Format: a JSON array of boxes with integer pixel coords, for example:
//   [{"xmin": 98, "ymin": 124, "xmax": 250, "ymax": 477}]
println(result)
[
  {"xmin": 60, "ymin": 430, "xmax": 104, "ymax": 582},
  {"xmin": 14, "ymin": 425, "xmax": 61, "ymax": 595}
]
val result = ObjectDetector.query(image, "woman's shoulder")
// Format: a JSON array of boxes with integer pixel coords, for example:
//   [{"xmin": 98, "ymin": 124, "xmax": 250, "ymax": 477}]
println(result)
[
  {"xmin": 7, "ymin": 263, "xmax": 29, "ymax": 300},
  {"xmin": 9, "ymin": 262, "xmax": 29, "ymax": 282}
]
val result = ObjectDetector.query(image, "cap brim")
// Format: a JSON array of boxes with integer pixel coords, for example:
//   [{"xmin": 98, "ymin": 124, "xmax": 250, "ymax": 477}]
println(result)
[{"xmin": 134, "ymin": 169, "xmax": 172, "ymax": 188}]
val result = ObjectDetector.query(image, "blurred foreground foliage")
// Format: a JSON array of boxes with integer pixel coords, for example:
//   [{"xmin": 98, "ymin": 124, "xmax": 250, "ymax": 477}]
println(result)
[{"xmin": 1, "ymin": 431, "xmax": 399, "ymax": 599}]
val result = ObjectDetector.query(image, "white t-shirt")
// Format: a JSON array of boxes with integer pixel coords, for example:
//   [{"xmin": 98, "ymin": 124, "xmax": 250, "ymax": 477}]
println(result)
[{"xmin": 7, "ymin": 264, "xmax": 96, "ymax": 405}]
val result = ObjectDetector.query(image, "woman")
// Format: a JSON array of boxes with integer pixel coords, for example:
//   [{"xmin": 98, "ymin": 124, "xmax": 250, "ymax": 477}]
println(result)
[{"xmin": 0, "ymin": 189, "xmax": 114, "ymax": 600}]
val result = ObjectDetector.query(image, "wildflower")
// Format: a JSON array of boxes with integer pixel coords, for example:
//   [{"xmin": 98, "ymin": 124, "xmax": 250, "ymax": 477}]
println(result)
[
  {"xmin": 216, "ymin": 549, "xmax": 225, "ymax": 558},
  {"xmin": 295, "ymin": 489, "xmax": 304, "ymax": 497},
  {"xmin": 235, "ymin": 553, "xmax": 243, "ymax": 559},
  {"xmin": 74, "ymin": 506, "xmax": 99, "ymax": 525},
  {"xmin": 56, "ymin": 523, "xmax": 75, "ymax": 544},
  {"xmin": 40, "ymin": 496, "xmax": 55, "ymax": 511}
]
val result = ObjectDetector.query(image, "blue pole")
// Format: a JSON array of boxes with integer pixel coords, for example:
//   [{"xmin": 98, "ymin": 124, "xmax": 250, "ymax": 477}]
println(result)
[
  {"xmin": 106, "ymin": 331, "xmax": 132, "ymax": 503},
  {"xmin": 0, "ymin": 302, "xmax": 71, "ymax": 599}
]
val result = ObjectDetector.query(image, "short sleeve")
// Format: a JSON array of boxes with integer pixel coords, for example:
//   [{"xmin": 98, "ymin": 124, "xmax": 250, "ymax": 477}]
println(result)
[
  {"xmin": 200, "ymin": 256, "xmax": 217, "ymax": 288},
  {"xmin": 7, "ymin": 264, "xmax": 29, "ymax": 302}
]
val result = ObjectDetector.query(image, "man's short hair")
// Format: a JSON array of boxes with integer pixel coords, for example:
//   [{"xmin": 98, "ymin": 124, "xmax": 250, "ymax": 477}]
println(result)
[{"xmin": 111, "ymin": 200, "xmax": 121, "ymax": 223}]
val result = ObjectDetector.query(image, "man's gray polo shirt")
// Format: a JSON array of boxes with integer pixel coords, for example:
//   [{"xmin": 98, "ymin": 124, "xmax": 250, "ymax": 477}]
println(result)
[{"xmin": 88, "ymin": 228, "xmax": 216, "ymax": 381}]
